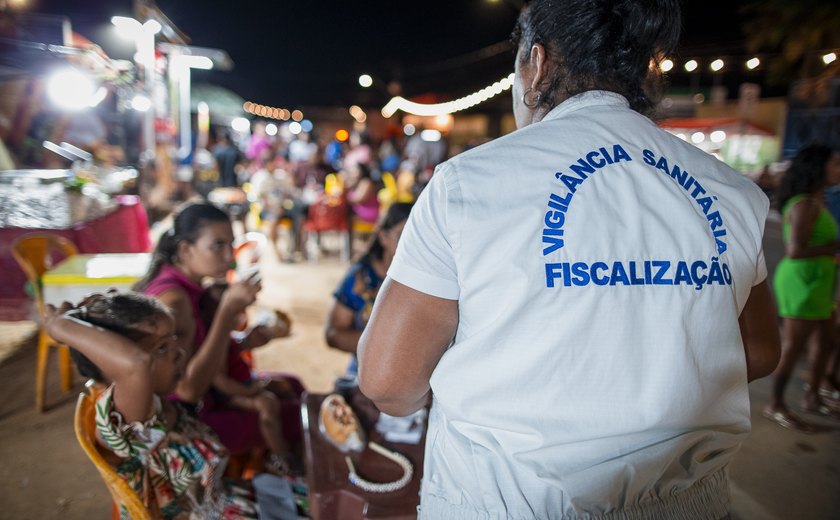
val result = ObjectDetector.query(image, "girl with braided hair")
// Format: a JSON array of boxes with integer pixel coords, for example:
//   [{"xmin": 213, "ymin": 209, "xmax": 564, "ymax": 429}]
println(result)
[{"xmin": 45, "ymin": 292, "xmax": 296, "ymax": 519}]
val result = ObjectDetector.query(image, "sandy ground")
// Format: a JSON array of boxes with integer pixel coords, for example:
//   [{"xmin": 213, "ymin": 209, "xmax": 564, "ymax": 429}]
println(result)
[{"xmin": 0, "ymin": 224, "xmax": 838, "ymax": 519}]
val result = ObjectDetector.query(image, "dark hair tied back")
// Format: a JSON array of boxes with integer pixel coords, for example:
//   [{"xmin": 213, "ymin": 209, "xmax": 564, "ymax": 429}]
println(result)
[
  {"xmin": 776, "ymin": 145, "xmax": 837, "ymax": 211},
  {"xmin": 512, "ymin": 0, "xmax": 681, "ymax": 114},
  {"xmin": 134, "ymin": 202, "xmax": 230, "ymax": 291},
  {"xmin": 362, "ymin": 202, "xmax": 414, "ymax": 263}
]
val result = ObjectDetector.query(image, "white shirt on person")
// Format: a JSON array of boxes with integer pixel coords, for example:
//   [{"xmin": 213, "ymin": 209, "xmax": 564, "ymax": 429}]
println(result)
[{"xmin": 387, "ymin": 91, "xmax": 768, "ymax": 519}]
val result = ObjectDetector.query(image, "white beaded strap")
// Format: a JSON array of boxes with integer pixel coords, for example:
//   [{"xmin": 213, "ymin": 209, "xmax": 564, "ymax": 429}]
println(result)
[{"xmin": 345, "ymin": 442, "xmax": 414, "ymax": 493}]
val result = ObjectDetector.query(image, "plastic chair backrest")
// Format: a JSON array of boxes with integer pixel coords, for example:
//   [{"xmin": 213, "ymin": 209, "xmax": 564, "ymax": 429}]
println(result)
[
  {"xmin": 11, "ymin": 233, "xmax": 78, "ymax": 316},
  {"xmin": 378, "ymin": 172, "xmax": 398, "ymax": 208},
  {"xmin": 324, "ymin": 172, "xmax": 344, "ymax": 196},
  {"xmin": 74, "ymin": 393, "xmax": 152, "ymax": 520}
]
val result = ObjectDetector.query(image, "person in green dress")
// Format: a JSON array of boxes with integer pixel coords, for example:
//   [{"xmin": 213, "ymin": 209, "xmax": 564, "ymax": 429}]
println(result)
[{"xmin": 767, "ymin": 145, "xmax": 840, "ymax": 431}]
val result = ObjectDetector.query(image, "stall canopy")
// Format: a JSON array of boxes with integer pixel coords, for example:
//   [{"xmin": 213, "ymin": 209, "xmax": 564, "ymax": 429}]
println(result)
[{"xmin": 190, "ymin": 82, "xmax": 245, "ymax": 124}]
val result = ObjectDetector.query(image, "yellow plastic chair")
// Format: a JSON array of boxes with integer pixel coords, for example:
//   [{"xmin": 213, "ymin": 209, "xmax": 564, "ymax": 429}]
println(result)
[
  {"xmin": 395, "ymin": 170, "xmax": 416, "ymax": 203},
  {"xmin": 377, "ymin": 171, "xmax": 399, "ymax": 211},
  {"xmin": 11, "ymin": 233, "xmax": 78, "ymax": 412},
  {"xmin": 324, "ymin": 172, "xmax": 344, "ymax": 197},
  {"xmin": 75, "ymin": 391, "xmax": 152, "ymax": 520}
]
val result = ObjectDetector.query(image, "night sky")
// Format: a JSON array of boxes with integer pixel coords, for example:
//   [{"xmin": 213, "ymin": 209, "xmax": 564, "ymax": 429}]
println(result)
[{"xmin": 24, "ymin": 0, "xmax": 751, "ymax": 108}]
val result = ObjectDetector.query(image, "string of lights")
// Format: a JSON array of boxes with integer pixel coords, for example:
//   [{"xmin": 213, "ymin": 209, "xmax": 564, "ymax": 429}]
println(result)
[
  {"xmin": 381, "ymin": 49, "xmax": 838, "ymax": 118},
  {"xmin": 659, "ymin": 51, "xmax": 838, "ymax": 73},
  {"xmin": 242, "ymin": 101, "xmax": 304, "ymax": 122},
  {"xmin": 381, "ymin": 73, "xmax": 515, "ymax": 118},
  {"xmin": 242, "ymin": 49, "xmax": 837, "ymax": 123}
]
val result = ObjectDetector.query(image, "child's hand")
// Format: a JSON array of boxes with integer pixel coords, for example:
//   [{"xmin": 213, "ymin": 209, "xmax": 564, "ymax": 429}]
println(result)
[{"xmin": 43, "ymin": 301, "xmax": 75, "ymax": 339}]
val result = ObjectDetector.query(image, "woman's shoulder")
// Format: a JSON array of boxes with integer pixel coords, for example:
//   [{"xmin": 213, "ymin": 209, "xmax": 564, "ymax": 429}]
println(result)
[
  {"xmin": 784, "ymin": 194, "xmax": 822, "ymax": 216},
  {"xmin": 143, "ymin": 265, "xmax": 191, "ymax": 296}
]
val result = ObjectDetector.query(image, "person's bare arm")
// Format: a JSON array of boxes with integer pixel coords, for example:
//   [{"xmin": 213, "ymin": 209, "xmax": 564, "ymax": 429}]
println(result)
[
  {"xmin": 325, "ymin": 301, "xmax": 362, "ymax": 354},
  {"xmin": 358, "ymin": 278, "xmax": 458, "ymax": 416},
  {"xmin": 156, "ymin": 280, "xmax": 259, "ymax": 403},
  {"xmin": 787, "ymin": 198, "xmax": 840, "ymax": 258},
  {"xmin": 44, "ymin": 303, "xmax": 154, "ymax": 423},
  {"xmin": 738, "ymin": 280, "xmax": 782, "ymax": 381},
  {"xmin": 213, "ymin": 372, "xmax": 262, "ymax": 398}
]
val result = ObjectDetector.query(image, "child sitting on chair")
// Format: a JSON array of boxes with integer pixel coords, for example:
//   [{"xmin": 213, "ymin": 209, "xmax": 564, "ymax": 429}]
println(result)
[{"xmin": 46, "ymin": 291, "xmax": 297, "ymax": 520}]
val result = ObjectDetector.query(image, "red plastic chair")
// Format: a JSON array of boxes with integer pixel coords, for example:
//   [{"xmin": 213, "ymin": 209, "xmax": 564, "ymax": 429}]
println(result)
[{"xmin": 304, "ymin": 196, "xmax": 350, "ymax": 262}]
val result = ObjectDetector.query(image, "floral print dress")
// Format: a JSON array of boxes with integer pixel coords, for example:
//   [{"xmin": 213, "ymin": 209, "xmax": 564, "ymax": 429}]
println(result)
[{"xmin": 95, "ymin": 386, "xmax": 258, "ymax": 519}]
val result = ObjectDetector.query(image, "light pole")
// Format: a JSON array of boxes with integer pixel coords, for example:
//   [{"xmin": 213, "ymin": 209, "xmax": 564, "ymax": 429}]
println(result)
[
  {"xmin": 112, "ymin": 16, "xmax": 160, "ymax": 165},
  {"xmin": 170, "ymin": 54, "xmax": 213, "ymax": 159}
]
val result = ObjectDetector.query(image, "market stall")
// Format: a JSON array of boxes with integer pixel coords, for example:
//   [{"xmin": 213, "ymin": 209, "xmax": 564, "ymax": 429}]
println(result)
[
  {"xmin": 0, "ymin": 169, "xmax": 150, "ymax": 321},
  {"xmin": 657, "ymin": 117, "xmax": 780, "ymax": 173}
]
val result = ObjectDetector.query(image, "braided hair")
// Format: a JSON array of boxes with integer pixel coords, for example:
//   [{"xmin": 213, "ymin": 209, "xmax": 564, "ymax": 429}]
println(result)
[{"xmin": 68, "ymin": 291, "xmax": 170, "ymax": 382}]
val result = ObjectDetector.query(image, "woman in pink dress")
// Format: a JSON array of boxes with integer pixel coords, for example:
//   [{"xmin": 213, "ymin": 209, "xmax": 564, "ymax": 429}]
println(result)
[{"xmin": 134, "ymin": 202, "xmax": 303, "ymax": 473}]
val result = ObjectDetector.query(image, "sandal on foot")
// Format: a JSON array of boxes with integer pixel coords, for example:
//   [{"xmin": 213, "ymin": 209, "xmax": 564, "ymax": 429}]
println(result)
[
  {"xmin": 818, "ymin": 387, "xmax": 840, "ymax": 403},
  {"xmin": 762, "ymin": 408, "xmax": 816, "ymax": 433},
  {"xmin": 804, "ymin": 383, "xmax": 840, "ymax": 401},
  {"xmin": 801, "ymin": 400, "xmax": 840, "ymax": 420}
]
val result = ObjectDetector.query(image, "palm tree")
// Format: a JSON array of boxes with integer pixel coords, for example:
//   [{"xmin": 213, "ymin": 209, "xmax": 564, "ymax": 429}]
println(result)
[{"xmin": 742, "ymin": 0, "xmax": 840, "ymax": 87}]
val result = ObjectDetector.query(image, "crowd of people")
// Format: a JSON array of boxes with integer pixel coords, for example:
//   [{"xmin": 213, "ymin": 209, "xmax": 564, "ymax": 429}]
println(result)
[
  {"xmin": 37, "ymin": 0, "xmax": 840, "ymax": 519},
  {"xmin": 42, "ymin": 102, "xmax": 435, "ymax": 519},
  {"xmin": 190, "ymin": 120, "xmax": 446, "ymax": 262}
]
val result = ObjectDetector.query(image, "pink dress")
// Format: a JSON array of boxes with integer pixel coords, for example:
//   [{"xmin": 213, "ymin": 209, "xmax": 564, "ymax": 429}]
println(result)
[
  {"xmin": 349, "ymin": 185, "xmax": 380, "ymax": 224},
  {"xmin": 143, "ymin": 265, "xmax": 302, "ymax": 455}
]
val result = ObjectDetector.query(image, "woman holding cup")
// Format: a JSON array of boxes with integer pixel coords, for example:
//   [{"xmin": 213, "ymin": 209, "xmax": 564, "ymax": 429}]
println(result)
[{"xmin": 135, "ymin": 202, "xmax": 302, "ymax": 474}]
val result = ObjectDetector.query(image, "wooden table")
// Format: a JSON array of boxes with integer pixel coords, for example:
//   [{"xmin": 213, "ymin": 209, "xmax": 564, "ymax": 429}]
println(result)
[
  {"xmin": 41, "ymin": 253, "xmax": 151, "ymax": 306},
  {"xmin": 301, "ymin": 392, "xmax": 426, "ymax": 520}
]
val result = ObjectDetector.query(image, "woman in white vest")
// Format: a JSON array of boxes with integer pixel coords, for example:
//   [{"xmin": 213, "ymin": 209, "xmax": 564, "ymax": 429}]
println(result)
[{"xmin": 358, "ymin": 1, "xmax": 781, "ymax": 518}]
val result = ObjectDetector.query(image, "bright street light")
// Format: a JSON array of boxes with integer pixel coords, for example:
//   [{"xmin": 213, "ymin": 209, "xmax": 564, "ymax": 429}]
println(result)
[
  {"xmin": 111, "ymin": 16, "xmax": 142, "ymax": 36},
  {"xmin": 231, "ymin": 117, "xmax": 251, "ymax": 133},
  {"xmin": 112, "ymin": 15, "xmax": 158, "ymax": 164},
  {"xmin": 173, "ymin": 55, "xmax": 213, "ymax": 70},
  {"xmin": 746, "ymin": 57, "xmax": 760, "ymax": 70},
  {"xmin": 684, "ymin": 59, "xmax": 698, "ymax": 72},
  {"xmin": 172, "ymin": 54, "xmax": 215, "ymax": 156},
  {"xmin": 660, "ymin": 59, "xmax": 674, "ymax": 72},
  {"xmin": 46, "ymin": 68, "xmax": 102, "ymax": 111},
  {"xmin": 824, "ymin": 52, "xmax": 837, "ymax": 65},
  {"xmin": 710, "ymin": 59, "xmax": 724, "ymax": 72},
  {"xmin": 111, "ymin": 16, "xmax": 160, "ymax": 38},
  {"xmin": 130, "ymin": 94, "xmax": 151, "ymax": 112},
  {"xmin": 143, "ymin": 19, "xmax": 161, "ymax": 34},
  {"xmin": 358, "ymin": 74, "xmax": 373, "ymax": 88}
]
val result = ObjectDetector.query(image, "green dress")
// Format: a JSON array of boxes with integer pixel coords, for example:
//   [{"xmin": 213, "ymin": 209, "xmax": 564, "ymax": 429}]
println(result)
[{"xmin": 773, "ymin": 194, "xmax": 838, "ymax": 319}]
